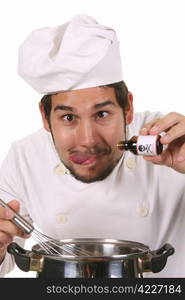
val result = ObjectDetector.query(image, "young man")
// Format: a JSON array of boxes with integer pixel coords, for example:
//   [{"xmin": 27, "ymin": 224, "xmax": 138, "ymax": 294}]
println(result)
[{"xmin": 0, "ymin": 14, "xmax": 185, "ymax": 277}]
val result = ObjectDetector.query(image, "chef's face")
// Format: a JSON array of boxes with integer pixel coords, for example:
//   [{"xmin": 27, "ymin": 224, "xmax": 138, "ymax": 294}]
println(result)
[{"xmin": 40, "ymin": 86, "xmax": 133, "ymax": 183}]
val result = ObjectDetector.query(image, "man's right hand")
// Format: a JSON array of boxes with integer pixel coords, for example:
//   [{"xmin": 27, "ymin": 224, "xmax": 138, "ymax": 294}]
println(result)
[{"xmin": 0, "ymin": 200, "xmax": 28, "ymax": 264}]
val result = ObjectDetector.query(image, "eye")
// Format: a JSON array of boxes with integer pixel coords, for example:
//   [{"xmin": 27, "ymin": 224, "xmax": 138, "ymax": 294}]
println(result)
[
  {"xmin": 62, "ymin": 114, "xmax": 75, "ymax": 122},
  {"xmin": 96, "ymin": 111, "xmax": 109, "ymax": 119}
]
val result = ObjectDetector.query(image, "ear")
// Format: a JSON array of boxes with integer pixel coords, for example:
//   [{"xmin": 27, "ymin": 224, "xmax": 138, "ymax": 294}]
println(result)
[
  {"xmin": 125, "ymin": 92, "xmax": 134, "ymax": 125},
  {"xmin": 39, "ymin": 102, "xmax": 51, "ymax": 132}
]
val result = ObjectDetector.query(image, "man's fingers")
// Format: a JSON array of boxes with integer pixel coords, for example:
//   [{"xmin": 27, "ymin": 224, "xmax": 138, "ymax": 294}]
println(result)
[
  {"xmin": 0, "ymin": 232, "xmax": 13, "ymax": 247},
  {"xmin": 0, "ymin": 207, "xmax": 15, "ymax": 220},
  {"xmin": 139, "ymin": 118, "xmax": 161, "ymax": 135},
  {"xmin": 140, "ymin": 113, "xmax": 185, "ymax": 136},
  {"xmin": 176, "ymin": 143, "xmax": 185, "ymax": 163},
  {"xmin": 139, "ymin": 127, "xmax": 148, "ymax": 135},
  {"xmin": 0, "ymin": 219, "xmax": 29, "ymax": 238},
  {"xmin": 143, "ymin": 150, "xmax": 173, "ymax": 167},
  {"xmin": 7, "ymin": 200, "xmax": 20, "ymax": 213},
  {"xmin": 0, "ymin": 200, "xmax": 20, "ymax": 220},
  {"xmin": 143, "ymin": 155, "xmax": 164, "ymax": 165},
  {"xmin": 149, "ymin": 112, "xmax": 184, "ymax": 133},
  {"xmin": 160, "ymin": 124, "xmax": 185, "ymax": 144}
]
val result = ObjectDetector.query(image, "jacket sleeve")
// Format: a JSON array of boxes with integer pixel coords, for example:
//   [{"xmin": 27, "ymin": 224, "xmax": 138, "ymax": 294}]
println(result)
[
  {"xmin": 0, "ymin": 143, "xmax": 32, "ymax": 277},
  {"xmin": 0, "ymin": 237, "xmax": 25, "ymax": 278}
]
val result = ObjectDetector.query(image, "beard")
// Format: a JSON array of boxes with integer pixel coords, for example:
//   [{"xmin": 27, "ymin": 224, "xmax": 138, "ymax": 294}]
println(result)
[
  {"xmin": 49, "ymin": 128, "xmax": 124, "ymax": 183},
  {"xmin": 61, "ymin": 154, "xmax": 122, "ymax": 183}
]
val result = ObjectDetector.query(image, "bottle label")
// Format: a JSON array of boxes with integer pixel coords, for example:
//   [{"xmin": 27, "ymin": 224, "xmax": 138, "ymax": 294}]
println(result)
[{"xmin": 137, "ymin": 136, "xmax": 157, "ymax": 155}]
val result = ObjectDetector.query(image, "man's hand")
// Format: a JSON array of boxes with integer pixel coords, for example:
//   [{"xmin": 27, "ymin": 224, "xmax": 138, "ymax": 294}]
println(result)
[
  {"xmin": 140, "ymin": 112, "xmax": 185, "ymax": 174},
  {"xmin": 0, "ymin": 200, "xmax": 29, "ymax": 264}
]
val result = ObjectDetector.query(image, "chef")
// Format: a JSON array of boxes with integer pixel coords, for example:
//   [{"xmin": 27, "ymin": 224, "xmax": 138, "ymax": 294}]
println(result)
[{"xmin": 0, "ymin": 14, "xmax": 185, "ymax": 277}]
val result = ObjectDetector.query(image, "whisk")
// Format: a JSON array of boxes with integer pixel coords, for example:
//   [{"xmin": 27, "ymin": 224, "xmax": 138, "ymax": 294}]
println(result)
[{"xmin": 0, "ymin": 198, "xmax": 92, "ymax": 257}]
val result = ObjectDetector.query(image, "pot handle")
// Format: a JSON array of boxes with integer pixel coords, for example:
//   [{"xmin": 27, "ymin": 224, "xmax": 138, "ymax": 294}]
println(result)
[
  {"xmin": 7, "ymin": 242, "xmax": 31, "ymax": 272},
  {"xmin": 150, "ymin": 243, "xmax": 175, "ymax": 273}
]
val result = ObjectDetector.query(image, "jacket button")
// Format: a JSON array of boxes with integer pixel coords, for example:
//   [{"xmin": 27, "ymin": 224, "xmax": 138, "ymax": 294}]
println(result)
[
  {"xmin": 54, "ymin": 164, "xmax": 70, "ymax": 175},
  {"xmin": 126, "ymin": 157, "xmax": 136, "ymax": 169},
  {"xmin": 56, "ymin": 214, "xmax": 68, "ymax": 224},
  {"xmin": 137, "ymin": 205, "xmax": 149, "ymax": 217}
]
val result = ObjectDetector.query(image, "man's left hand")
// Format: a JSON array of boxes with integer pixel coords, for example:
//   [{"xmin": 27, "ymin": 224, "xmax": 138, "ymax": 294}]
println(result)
[{"xmin": 140, "ymin": 112, "xmax": 185, "ymax": 174}]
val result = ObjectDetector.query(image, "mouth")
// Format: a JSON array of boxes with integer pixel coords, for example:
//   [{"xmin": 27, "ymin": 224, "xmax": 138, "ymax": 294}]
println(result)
[{"xmin": 69, "ymin": 154, "xmax": 98, "ymax": 165}]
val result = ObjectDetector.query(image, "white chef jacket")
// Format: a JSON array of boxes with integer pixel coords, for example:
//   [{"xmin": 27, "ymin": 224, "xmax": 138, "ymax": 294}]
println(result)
[{"xmin": 0, "ymin": 111, "xmax": 184, "ymax": 278}]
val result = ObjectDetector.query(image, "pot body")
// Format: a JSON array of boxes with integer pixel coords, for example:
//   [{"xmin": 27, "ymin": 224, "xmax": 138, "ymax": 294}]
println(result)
[
  {"xmin": 7, "ymin": 238, "xmax": 175, "ymax": 278},
  {"xmin": 33, "ymin": 238, "xmax": 148, "ymax": 278},
  {"xmin": 36, "ymin": 257, "xmax": 143, "ymax": 278}
]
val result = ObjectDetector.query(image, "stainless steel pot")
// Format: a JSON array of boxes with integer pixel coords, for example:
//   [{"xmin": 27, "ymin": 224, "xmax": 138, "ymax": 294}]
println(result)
[{"xmin": 7, "ymin": 238, "xmax": 174, "ymax": 278}]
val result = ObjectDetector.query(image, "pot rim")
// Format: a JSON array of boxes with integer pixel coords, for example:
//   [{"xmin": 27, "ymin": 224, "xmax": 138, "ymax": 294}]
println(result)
[{"xmin": 31, "ymin": 238, "xmax": 150, "ymax": 261}]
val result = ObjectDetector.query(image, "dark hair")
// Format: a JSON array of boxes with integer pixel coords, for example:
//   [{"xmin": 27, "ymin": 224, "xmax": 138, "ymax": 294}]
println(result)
[
  {"xmin": 104, "ymin": 80, "xmax": 129, "ymax": 108},
  {"xmin": 40, "ymin": 80, "xmax": 129, "ymax": 121}
]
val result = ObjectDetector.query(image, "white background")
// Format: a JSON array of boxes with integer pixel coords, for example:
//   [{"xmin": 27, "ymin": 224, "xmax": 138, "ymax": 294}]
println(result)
[{"xmin": 0, "ymin": 0, "xmax": 184, "ymax": 277}]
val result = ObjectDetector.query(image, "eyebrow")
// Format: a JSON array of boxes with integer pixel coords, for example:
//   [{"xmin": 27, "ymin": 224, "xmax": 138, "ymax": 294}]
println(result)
[
  {"xmin": 54, "ymin": 105, "xmax": 74, "ymax": 112},
  {"xmin": 53, "ymin": 100, "xmax": 115, "ymax": 113},
  {"xmin": 93, "ymin": 100, "xmax": 116, "ymax": 109}
]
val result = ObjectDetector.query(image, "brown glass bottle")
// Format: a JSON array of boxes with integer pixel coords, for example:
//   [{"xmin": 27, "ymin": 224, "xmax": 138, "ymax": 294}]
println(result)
[{"xmin": 117, "ymin": 135, "xmax": 163, "ymax": 156}]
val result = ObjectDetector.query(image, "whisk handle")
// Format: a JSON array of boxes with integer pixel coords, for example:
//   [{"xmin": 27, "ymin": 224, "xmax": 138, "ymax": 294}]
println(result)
[{"xmin": 0, "ymin": 198, "xmax": 34, "ymax": 234}]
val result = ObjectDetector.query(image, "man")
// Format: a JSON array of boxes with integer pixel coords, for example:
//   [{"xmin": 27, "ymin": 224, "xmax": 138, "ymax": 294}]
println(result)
[{"xmin": 0, "ymin": 14, "xmax": 185, "ymax": 277}]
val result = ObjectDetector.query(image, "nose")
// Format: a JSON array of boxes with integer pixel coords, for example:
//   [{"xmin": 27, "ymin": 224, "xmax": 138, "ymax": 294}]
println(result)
[{"xmin": 74, "ymin": 120, "xmax": 99, "ymax": 148}]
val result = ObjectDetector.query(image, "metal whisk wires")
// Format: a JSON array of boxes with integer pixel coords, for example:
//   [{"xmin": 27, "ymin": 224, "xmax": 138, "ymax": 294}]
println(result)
[
  {"xmin": 31, "ymin": 229, "xmax": 93, "ymax": 256},
  {"xmin": 0, "ymin": 198, "xmax": 92, "ymax": 257}
]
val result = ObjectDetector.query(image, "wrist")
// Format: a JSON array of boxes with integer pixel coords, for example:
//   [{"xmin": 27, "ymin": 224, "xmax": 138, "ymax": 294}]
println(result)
[{"xmin": 0, "ymin": 248, "xmax": 7, "ymax": 265}]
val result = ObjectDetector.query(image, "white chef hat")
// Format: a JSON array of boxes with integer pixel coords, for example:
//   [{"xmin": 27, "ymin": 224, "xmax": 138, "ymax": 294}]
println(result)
[{"xmin": 18, "ymin": 14, "xmax": 123, "ymax": 94}]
